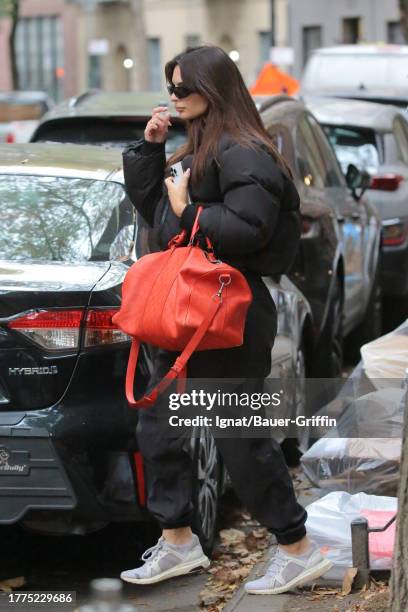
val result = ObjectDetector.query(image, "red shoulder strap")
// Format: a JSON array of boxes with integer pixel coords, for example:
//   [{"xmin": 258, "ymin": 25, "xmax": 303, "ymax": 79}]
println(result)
[{"xmin": 125, "ymin": 296, "xmax": 222, "ymax": 408}]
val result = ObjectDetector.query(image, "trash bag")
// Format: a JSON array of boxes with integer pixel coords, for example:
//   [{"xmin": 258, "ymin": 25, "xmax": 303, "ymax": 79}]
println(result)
[
  {"xmin": 301, "ymin": 436, "xmax": 402, "ymax": 495},
  {"xmin": 361, "ymin": 318, "xmax": 408, "ymax": 388},
  {"xmin": 305, "ymin": 491, "xmax": 397, "ymax": 581},
  {"xmin": 301, "ymin": 384, "xmax": 404, "ymax": 495},
  {"xmin": 300, "ymin": 315, "xmax": 408, "ymax": 494}
]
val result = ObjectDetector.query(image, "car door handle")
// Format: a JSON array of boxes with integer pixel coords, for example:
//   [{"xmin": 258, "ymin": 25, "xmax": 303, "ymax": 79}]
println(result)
[{"xmin": 337, "ymin": 215, "xmax": 345, "ymax": 223}]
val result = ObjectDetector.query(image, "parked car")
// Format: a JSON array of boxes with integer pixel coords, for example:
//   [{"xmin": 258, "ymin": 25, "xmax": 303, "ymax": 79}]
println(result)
[
  {"xmin": 301, "ymin": 45, "xmax": 408, "ymax": 108},
  {"xmin": 31, "ymin": 91, "xmax": 185, "ymax": 156},
  {"xmin": 0, "ymin": 91, "xmax": 53, "ymax": 143},
  {"xmin": 0, "ymin": 143, "xmax": 312, "ymax": 553},
  {"xmin": 32, "ymin": 90, "xmax": 382, "ymax": 375},
  {"xmin": 307, "ymin": 96, "xmax": 408, "ymax": 300},
  {"xmin": 255, "ymin": 96, "xmax": 382, "ymax": 366}
]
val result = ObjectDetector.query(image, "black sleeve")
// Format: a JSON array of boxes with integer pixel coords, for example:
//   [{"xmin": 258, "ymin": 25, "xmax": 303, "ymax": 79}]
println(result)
[
  {"xmin": 195, "ymin": 143, "xmax": 284, "ymax": 255},
  {"xmin": 122, "ymin": 139, "xmax": 166, "ymax": 227},
  {"xmin": 179, "ymin": 204, "xmax": 197, "ymax": 232}
]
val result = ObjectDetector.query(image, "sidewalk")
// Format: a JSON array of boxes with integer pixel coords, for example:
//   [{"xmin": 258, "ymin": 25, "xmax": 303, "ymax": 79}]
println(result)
[
  {"xmin": 223, "ymin": 487, "xmax": 342, "ymax": 612},
  {"xmin": 221, "ymin": 481, "xmax": 390, "ymax": 612},
  {"xmin": 122, "ymin": 569, "xmax": 208, "ymax": 612}
]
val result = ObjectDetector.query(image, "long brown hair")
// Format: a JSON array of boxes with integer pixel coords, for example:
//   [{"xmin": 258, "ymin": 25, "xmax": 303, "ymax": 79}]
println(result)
[{"xmin": 165, "ymin": 45, "xmax": 292, "ymax": 184}]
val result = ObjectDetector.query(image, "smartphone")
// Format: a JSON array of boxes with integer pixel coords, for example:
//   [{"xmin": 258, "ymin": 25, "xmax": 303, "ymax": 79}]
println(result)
[
  {"xmin": 170, "ymin": 162, "xmax": 192, "ymax": 203},
  {"xmin": 158, "ymin": 101, "xmax": 168, "ymax": 118},
  {"xmin": 170, "ymin": 161, "xmax": 184, "ymax": 185}
]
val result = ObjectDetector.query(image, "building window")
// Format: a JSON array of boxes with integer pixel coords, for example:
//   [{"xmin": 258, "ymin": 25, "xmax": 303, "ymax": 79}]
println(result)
[
  {"xmin": 88, "ymin": 55, "xmax": 102, "ymax": 89},
  {"xmin": 258, "ymin": 31, "xmax": 271, "ymax": 69},
  {"xmin": 185, "ymin": 34, "xmax": 200, "ymax": 49},
  {"xmin": 15, "ymin": 16, "xmax": 63, "ymax": 101},
  {"xmin": 302, "ymin": 26, "xmax": 322, "ymax": 66},
  {"xmin": 388, "ymin": 21, "xmax": 405, "ymax": 44},
  {"xmin": 148, "ymin": 38, "xmax": 162, "ymax": 91},
  {"xmin": 342, "ymin": 17, "xmax": 361, "ymax": 44}
]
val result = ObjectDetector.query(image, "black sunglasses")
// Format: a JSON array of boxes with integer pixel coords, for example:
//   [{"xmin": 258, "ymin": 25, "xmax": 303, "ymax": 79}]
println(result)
[{"xmin": 166, "ymin": 83, "xmax": 195, "ymax": 99}]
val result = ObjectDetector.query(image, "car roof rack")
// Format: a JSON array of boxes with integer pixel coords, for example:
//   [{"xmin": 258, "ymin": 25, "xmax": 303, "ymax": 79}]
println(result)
[{"xmin": 68, "ymin": 89, "xmax": 101, "ymax": 109}]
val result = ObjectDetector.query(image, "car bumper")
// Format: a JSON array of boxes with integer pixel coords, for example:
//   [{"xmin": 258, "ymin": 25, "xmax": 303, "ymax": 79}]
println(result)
[
  {"xmin": 0, "ymin": 413, "xmax": 76, "ymax": 523},
  {"xmin": 381, "ymin": 243, "xmax": 408, "ymax": 296},
  {"xmin": 0, "ymin": 406, "xmax": 147, "ymax": 528}
]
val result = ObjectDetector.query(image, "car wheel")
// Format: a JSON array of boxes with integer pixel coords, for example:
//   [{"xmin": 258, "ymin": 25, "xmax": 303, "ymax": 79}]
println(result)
[
  {"xmin": 346, "ymin": 261, "xmax": 382, "ymax": 363},
  {"xmin": 191, "ymin": 427, "xmax": 221, "ymax": 556},
  {"xmin": 315, "ymin": 277, "xmax": 344, "ymax": 378}
]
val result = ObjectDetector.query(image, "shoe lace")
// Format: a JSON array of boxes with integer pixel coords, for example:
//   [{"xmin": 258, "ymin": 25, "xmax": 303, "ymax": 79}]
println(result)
[
  {"xmin": 141, "ymin": 538, "xmax": 165, "ymax": 564},
  {"xmin": 265, "ymin": 549, "xmax": 289, "ymax": 577}
]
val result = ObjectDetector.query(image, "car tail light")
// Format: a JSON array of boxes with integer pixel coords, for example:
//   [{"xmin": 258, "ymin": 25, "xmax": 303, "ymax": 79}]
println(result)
[
  {"xmin": 6, "ymin": 133, "xmax": 15, "ymax": 143},
  {"xmin": 382, "ymin": 219, "xmax": 408, "ymax": 246},
  {"xmin": 301, "ymin": 217, "xmax": 320, "ymax": 239},
  {"xmin": 370, "ymin": 174, "xmax": 404, "ymax": 191},
  {"xmin": 8, "ymin": 309, "xmax": 83, "ymax": 350},
  {"xmin": 8, "ymin": 308, "xmax": 129, "ymax": 350},
  {"xmin": 84, "ymin": 308, "xmax": 130, "ymax": 347}
]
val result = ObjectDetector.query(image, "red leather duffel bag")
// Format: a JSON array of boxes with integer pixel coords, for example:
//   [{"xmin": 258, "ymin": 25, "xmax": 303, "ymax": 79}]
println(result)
[{"xmin": 112, "ymin": 207, "xmax": 252, "ymax": 408}]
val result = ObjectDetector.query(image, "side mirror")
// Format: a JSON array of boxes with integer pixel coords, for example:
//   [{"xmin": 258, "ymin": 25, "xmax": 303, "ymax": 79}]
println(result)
[{"xmin": 346, "ymin": 164, "xmax": 371, "ymax": 201}]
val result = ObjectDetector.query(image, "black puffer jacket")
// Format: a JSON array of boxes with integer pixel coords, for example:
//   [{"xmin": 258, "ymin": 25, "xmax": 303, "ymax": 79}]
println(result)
[{"xmin": 122, "ymin": 134, "xmax": 301, "ymax": 276}]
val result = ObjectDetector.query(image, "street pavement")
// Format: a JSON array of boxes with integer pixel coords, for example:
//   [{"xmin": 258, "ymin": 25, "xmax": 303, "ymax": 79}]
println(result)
[{"xmin": 0, "ymin": 468, "xmax": 364, "ymax": 612}]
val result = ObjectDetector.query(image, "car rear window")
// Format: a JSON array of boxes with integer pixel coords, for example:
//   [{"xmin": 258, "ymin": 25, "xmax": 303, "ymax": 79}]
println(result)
[
  {"xmin": 0, "ymin": 174, "xmax": 135, "ymax": 262},
  {"xmin": 322, "ymin": 125, "xmax": 381, "ymax": 174},
  {"xmin": 32, "ymin": 117, "xmax": 187, "ymax": 157}
]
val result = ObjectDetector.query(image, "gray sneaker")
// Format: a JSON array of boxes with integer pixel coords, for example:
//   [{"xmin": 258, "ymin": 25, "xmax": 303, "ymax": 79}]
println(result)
[
  {"xmin": 120, "ymin": 534, "xmax": 210, "ymax": 585},
  {"xmin": 244, "ymin": 542, "xmax": 332, "ymax": 595}
]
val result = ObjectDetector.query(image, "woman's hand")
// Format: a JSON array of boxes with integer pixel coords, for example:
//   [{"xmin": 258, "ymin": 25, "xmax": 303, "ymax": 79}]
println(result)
[
  {"xmin": 164, "ymin": 168, "xmax": 191, "ymax": 217},
  {"xmin": 144, "ymin": 106, "xmax": 172, "ymax": 143}
]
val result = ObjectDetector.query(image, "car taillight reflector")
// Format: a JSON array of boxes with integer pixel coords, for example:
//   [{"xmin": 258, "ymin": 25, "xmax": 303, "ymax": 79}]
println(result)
[
  {"xmin": 370, "ymin": 174, "xmax": 404, "ymax": 191},
  {"xmin": 382, "ymin": 221, "xmax": 408, "ymax": 246},
  {"xmin": 7, "ymin": 308, "xmax": 130, "ymax": 350},
  {"xmin": 8, "ymin": 309, "xmax": 83, "ymax": 350},
  {"xmin": 84, "ymin": 308, "xmax": 130, "ymax": 346}
]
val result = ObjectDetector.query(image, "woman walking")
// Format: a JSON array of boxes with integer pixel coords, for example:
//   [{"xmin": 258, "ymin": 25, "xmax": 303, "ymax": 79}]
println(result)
[{"xmin": 120, "ymin": 45, "xmax": 331, "ymax": 595}]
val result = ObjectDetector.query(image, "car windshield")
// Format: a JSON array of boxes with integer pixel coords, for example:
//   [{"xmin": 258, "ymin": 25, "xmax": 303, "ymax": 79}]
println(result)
[
  {"xmin": 33, "ymin": 118, "xmax": 187, "ymax": 157},
  {"xmin": 0, "ymin": 174, "xmax": 135, "ymax": 262},
  {"xmin": 322, "ymin": 125, "xmax": 381, "ymax": 174},
  {"xmin": 303, "ymin": 54, "xmax": 408, "ymax": 91}
]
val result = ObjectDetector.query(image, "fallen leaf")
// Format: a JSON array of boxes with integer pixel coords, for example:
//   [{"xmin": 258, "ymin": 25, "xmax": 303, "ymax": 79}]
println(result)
[
  {"xmin": 245, "ymin": 533, "xmax": 261, "ymax": 551},
  {"xmin": 219, "ymin": 528, "xmax": 246, "ymax": 546},
  {"xmin": 341, "ymin": 567, "xmax": 358, "ymax": 596},
  {"xmin": 199, "ymin": 590, "xmax": 221, "ymax": 607},
  {"xmin": 0, "ymin": 577, "xmax": 26, "ymax": 593}
]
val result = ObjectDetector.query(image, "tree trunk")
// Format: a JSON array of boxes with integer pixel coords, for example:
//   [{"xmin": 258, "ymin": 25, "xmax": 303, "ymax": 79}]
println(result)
[
  {"xmin": 390, "ymin": 385, "xmax": 408, "ymax": 610},
  {"xmin": 8, "ymin": 0, "xmax": 19, "ymax": 89},
  {"xmin": 129, "ymin": 0, "xmax": 149, "ymax": 91},
  {"xmin": 400, "ymin": 0, "xmax": 408, "ymax": 43}
]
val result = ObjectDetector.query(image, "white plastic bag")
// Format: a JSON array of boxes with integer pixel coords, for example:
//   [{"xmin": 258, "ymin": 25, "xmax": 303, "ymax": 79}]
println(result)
[
  {"xmin": 361, "ymin": 318, "xmax": 408, "ymax": 387},
  {"xmin": 305, "ymin": 491, "xmax": 397, "ymax": 581}
]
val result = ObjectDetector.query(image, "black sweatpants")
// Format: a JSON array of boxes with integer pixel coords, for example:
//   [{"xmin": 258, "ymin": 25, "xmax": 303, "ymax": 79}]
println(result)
[{"xmin": 136, "ymin": 275, "xmax": 307, "ymax": 545}]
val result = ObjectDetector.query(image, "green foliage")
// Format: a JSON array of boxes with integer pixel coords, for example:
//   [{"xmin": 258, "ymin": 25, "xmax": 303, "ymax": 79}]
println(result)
[{"xmin": 0, "ymin": 0, "xmax": 19, "ymax": 19}]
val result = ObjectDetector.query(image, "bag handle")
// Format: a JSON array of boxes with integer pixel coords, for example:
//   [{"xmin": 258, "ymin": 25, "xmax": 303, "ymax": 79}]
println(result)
[
  {"xmin": 168, "ymin": 206, "xmax": 214, "ymax": 252},
  {"xmin": 125, "ymin": 287, "xmax": 224, "ymax": 408},
  {"xmin": 189, "ymin": 206, "xmax": 214, "ymax": 252}
]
